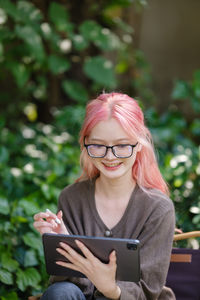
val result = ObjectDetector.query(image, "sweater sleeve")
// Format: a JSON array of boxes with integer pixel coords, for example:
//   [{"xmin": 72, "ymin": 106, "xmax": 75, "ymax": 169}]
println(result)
[{"xmin": 117, "ymin": 202, "xmax": 175, "ymax": 300}]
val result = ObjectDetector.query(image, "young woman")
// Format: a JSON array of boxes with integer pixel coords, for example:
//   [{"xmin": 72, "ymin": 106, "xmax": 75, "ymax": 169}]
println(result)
[{"xmin": 33, "ymin": 92, "xmax": 176, "ymax": 300}]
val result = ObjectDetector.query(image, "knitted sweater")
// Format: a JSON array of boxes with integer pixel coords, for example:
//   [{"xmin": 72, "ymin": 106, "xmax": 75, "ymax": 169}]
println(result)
[{"xmin": 50, "ymin": 178, "xmax": 176, "ymax": 300}]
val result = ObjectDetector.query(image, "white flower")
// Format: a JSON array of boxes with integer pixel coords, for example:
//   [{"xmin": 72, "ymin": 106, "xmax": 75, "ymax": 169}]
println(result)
[
  {"xmin": 24, "ymin": 163, "xmax": 34, "ymax": 174},
  {"xmin": 59, "ymin": 39, "xmax": 72, "ymax": 53},
  {"xmin": 11, "ymin": 168, "xmax": 22, "ymax": 177}
]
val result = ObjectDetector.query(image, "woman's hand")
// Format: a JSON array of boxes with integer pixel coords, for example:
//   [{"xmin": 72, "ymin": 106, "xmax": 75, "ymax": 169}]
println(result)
[
  {"xmin": 56, "ymin": 240, "xmax": 121, "ymax": 299},
  {"xmin": 33, "ymin": 209, "xmax": 69, "ymax": 235}
]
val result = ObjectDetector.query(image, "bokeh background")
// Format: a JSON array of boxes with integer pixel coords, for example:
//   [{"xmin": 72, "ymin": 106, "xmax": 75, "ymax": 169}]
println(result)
[{"xmin": 0, "ymin": 0, "xmax": 199, "ymax": 299}]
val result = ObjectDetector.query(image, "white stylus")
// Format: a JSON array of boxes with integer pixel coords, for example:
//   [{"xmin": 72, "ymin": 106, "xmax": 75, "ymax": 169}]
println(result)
[{"xmin": 46, "ymin": 208, "xmax": 61, "ymax": 224}]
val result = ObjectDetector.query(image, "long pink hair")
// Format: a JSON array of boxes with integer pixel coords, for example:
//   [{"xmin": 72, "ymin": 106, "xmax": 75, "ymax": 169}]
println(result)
[{"xmin": 77, "ymin": 92, "xmax": 169, "ymax": 196}]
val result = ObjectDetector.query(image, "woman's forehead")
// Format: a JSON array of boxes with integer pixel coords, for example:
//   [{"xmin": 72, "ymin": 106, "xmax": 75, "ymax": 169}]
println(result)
[{"xmin": 88, "ymin": 118, "xmax": 133, "ymax": 142}]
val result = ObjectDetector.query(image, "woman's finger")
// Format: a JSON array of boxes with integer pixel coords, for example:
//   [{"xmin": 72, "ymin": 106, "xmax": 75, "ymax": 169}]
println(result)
[
  {"xmin": 33, "ymin": 220, "xmax": 54, "ymax": 229},
  {"xmin": 109, "ymin": 250, "xmax": 117, "ymax": 266},
  {"xmin": 57, "ymin": 210, "xmax": 63, "ymax": 221},
  {"xmin": 59, "ymin": 243, "xmax": 86, "ymax": 265},
  {"xmin": 75, "ymin": 240, "xmax": 96, "ymax": 261},
  {"xmin": 56, "ymin": 261, "xmax": 80, "ymax": 271},
  {"xmin": 34, "ymin": 210, "xmax": 60, "ymax": 224},
  {"xmin": 33, "ymin": 212, "xmax": 50, "ymax": 221},
  {"xmin": 56, "ymin": 247, "xmax": 83, "ymax": 267}
]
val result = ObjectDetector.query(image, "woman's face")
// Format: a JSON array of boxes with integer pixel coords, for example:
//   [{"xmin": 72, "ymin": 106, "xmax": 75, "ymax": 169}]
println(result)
[{"xmin": 86, "ymin": 118, "xmax": 140, "ymax": 182}]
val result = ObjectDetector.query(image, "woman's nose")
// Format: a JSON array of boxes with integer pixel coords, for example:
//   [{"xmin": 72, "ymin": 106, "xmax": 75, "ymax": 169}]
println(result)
[{"xmin": 104, "ymin": 147, "xmax": 115, "ymax": 159}]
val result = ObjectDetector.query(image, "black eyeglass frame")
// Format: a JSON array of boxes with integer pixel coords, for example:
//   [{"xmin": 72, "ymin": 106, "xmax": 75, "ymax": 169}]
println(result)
[{"xmin": 84, "ymin": 137, "xmax": 138, "ymax": 158}]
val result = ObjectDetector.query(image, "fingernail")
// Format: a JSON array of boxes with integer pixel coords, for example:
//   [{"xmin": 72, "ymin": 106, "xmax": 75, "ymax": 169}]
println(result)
[{"xmin": 55, "ymin": 218, "xmax": 61, "ymax": 224}]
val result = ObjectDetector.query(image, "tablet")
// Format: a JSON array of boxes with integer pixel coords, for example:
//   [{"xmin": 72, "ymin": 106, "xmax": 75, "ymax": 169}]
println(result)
[{"xmin": 42, "ymin": 233, "xmax": 140, "ymax": 282}]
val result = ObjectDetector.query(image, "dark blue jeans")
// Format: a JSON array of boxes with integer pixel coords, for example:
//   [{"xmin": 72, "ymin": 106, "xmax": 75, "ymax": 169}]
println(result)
[
  {"xmin": 40, "ymin": 282, "xmax": 107, "ymax": 300},
  {"xmin": 40, "ymin": 282, "xmax": 86, "ymax": 300}
]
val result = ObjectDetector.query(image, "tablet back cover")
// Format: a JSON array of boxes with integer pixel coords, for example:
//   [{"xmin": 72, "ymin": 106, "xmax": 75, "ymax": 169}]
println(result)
[{"xmin": 42, "ymin": 233, "xmax": 140, "ymax": 282}]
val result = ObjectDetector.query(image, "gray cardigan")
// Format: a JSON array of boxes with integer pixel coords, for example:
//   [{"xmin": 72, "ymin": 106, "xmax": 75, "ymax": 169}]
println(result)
[{"xmin": 50, "ymin": 178, "xmax": 175, "ymax": 300}]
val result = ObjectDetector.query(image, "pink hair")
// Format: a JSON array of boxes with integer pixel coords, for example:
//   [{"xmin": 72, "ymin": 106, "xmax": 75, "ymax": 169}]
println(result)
[{"xmin": 77, "ymin": 92, "xmax": 169, "ymax": 196}]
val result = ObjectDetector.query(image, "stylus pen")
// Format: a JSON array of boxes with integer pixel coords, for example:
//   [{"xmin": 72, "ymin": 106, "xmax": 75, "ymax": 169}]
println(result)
[{"xmin": 46, "ymin": 208, "xmax": 61, "ymax": 224}]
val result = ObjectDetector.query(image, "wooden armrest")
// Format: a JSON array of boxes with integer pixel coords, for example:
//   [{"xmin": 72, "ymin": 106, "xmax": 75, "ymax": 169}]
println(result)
[{"xmin": 173, "ymin": 231, "xmax": 200, "ymax": 241}]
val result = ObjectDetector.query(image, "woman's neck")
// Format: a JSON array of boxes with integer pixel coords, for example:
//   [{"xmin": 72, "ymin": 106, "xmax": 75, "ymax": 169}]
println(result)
[{"xmin": 95, "ymin": 174, "xmax": 136, "ymax": 201}]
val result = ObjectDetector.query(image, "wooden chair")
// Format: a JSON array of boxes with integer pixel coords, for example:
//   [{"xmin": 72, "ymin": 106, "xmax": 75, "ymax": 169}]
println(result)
[{"xmin": 167, "ymin": 231, "xmax": 200, "ymax": 300}]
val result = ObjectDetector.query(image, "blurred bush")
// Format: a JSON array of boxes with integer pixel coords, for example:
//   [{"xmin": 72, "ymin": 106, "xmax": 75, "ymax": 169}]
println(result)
[
  {"xmin": 0, "ymin": 0, "xmax": 148, "ymax": 298},
  {"xmin": 146, "ymin": 71, "xmax": 200, "ymax": 234},
  {"xmin": 0, "ymin": 0, "xmax": 146, "ymax": 123},
  {"xmin": 0, "ymin": 118, "xmax": 82, "ymax": 298}
]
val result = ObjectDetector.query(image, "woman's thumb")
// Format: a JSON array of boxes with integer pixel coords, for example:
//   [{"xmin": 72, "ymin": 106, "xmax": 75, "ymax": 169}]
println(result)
[
  {"xmin": 57, "ymin": 210, "xmax": 63, "ymax": 220},
  {"xmin": 109, "ymin": 250, "xmax": 116, "ymax": 265}
]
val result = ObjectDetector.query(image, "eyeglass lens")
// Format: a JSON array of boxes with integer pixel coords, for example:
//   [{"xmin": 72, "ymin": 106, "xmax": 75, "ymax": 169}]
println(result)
[{"xmin": 87, "ymin": 145, "xmax": 133, "ymax": 158}]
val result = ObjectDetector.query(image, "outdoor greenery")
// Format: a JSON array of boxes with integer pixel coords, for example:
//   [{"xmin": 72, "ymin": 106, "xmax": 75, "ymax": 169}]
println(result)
[
  {"xmin": 147, "ymin": 72, "xmax": 200, "ymax": 233},
  {"xmin": 0, "ymin": 0, "xmax": 199, "ymax": 299}
]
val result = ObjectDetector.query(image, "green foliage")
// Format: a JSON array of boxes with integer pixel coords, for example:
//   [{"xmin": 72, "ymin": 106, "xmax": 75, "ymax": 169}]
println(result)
[
  {"xmin": 0, "ymin": 118, "xmax": 81, "ymax": 298},
  {"xmin": 172, "ymin": 70, "xmax": 200, "ymax": 112},
  {"xmin": 0, "ymin": 0, "xmax": 144, "ymax": 121},
  {"xmin": 146, "ymin": 75, "xmax": 200, "ymax": 236},
  {"xmin": 83, "ymin": 56, "xmax": 116, "ymax": 88}
]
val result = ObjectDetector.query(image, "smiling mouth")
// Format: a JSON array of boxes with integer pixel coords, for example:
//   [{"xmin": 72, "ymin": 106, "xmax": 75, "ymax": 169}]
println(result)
[{"xmin": 103, "ymin": 162, "xmax": 122, "ymax": 167}]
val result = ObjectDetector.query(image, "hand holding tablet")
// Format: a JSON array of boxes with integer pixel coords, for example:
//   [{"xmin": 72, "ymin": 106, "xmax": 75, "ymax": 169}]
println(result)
[{"xmin": 42, "ymin": 233, "xmax": 140, "ymax": 282}]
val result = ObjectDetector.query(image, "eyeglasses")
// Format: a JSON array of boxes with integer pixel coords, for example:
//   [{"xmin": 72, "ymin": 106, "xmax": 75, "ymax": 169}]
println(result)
[{"xmin": 84, "ymin": 139, "xmax": 138, "ymax": 158}]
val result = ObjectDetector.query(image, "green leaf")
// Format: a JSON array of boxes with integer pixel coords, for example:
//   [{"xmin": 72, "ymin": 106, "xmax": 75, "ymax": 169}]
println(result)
[
  {"xmin": 1, "ymin": 253, "xmax": 19, "ymax": 272},
  {"xmin": 0, "ymin": 269, "xmax": 13, "ymax": 285},
  {"xmin": 0, "ymin": 0, "xmax": 20, "ymax": 21},
  {"xmin": 11, "ymin": 215, "xmax": 28, "ymax": 223},
  {"xmin": 15, "ymin": 25, "xmax": 45, "ymax": 61},
  {"xmin": 79, "ymin": 20, "xmax": 101, "ymax": 40},
  {"xmin": 83, "ymin": 56, "xmax": 116, "ymax": 87},
  {"xmin": 1, "ymin": 291, "xmax": 18, "ymax": 300},
  {"xmin": 48, "ymin": 2, "xmax": 71, "ymax": 32},
  {"xmin": 8, "ymin": 62, "xmax": 30, "ymax": 87},
  {"xmin": 48, "ymin": 55, "xmax": 70, "ymax": 74},
  {"xmin": 16, "ymin": 268, "xmax": 41, "ymax": 291},
  {"xmin": 105, "ymin": 0, "xmax": 134, "ymax": 8},
  {"xmin": 0, "ymin": 197, "xmax": 9, "ymax": 215},
  {"xmin": 0, "ymin": 146, "xmax": 9, "ymax": 163},
  {"xmin": 192, "ymin": 70, "xmax": 200, "ymax": 100},
  {"xmin": 62, "ymin": 80, "xmax": 89, "ymax": 103},
  {"xmin": 24, "ymin": 250, "xmax": 38, "ymax": 267},
  {"xmin": 19, "ymin": 198, "xmax": 40, "ymax": 216},
  {"xmin": 172, "ymin": 80, "xmax": 190, "ymax": 99},
  {"xmin": 17, "ymin": 1, "xmax": 42, "ymax": 22},
  {"xmin": 41, "ymin": 183, "xmax": 51, "ymax": 200},
  {"xmin": 0, "ymin": 27, "xmax": 14, "ymax": 42},
  {"xmin": 23, "ymin": 232, "xmax": 42, "ymax": 251},
  {"xmin": 72, "ymin": 34, "xmax": 89, "ymax": 51},
  {"xmin": 191, "ymin": 119, "xmax": 200, "ymax": 136},
  {"xmin": 193, "ymin": 69, "xmax": 200, "ymax": 82},
  {"xmin": 80, "ymin": 20, "xmax": 120, "ymax": 51},
  {"xmin": 191, "ymin": 96, "xmax": 200, "ymax": 113}
]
